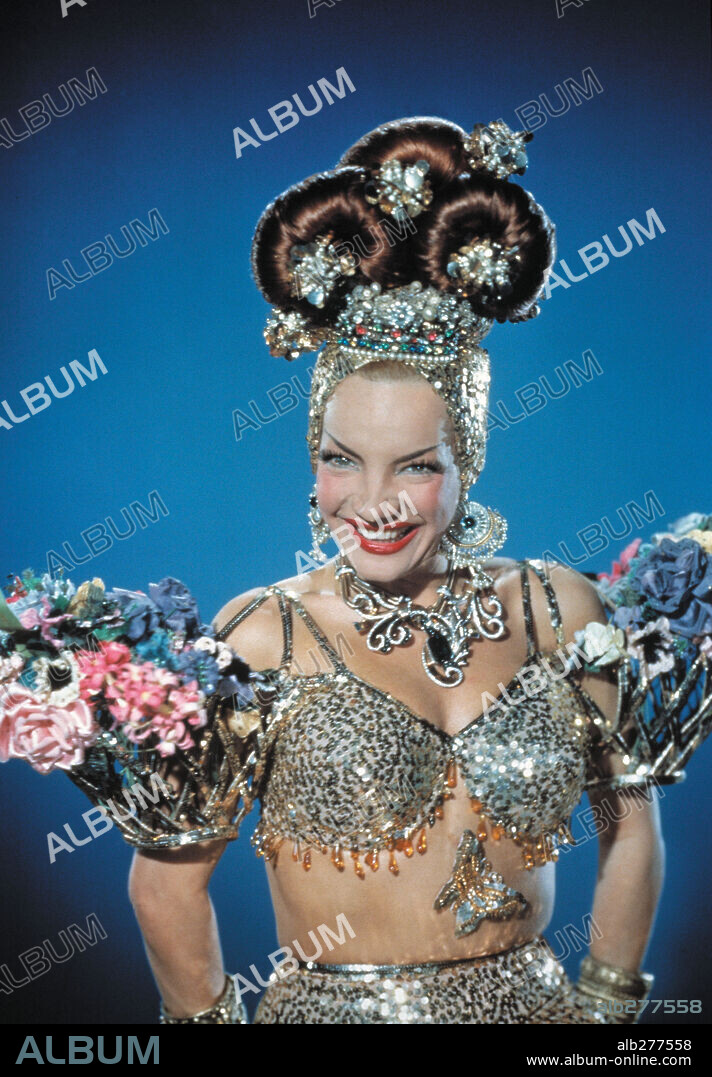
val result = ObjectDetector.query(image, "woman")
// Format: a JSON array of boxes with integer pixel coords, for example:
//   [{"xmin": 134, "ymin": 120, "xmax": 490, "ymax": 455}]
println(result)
[{"xmin": 128, "ymin": 117, "xmax": 664, "ymax": 1024}]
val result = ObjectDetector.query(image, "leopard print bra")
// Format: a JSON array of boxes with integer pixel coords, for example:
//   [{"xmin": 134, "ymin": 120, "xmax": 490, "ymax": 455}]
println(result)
[{"xmin": 215, "ymin": 559, "xmax": 612, "ymax": 878}]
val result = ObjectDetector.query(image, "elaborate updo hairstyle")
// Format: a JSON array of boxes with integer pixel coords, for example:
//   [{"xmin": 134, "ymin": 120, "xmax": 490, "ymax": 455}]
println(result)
[{"xmin": 251, "ymin": 115, "xmax": 556, "ymax": 330}]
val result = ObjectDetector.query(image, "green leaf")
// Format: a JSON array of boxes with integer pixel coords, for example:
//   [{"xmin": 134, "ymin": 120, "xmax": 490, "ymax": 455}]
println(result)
[
  {"xmin": 0, "ymin": 593, "xmax": 22, "ymax": 631},
  {"xmin": 93, "ymin": 626, "xmax": 124, "ymax": 641}
]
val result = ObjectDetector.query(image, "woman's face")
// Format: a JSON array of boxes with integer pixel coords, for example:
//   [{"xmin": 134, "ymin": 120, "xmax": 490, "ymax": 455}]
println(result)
[{"xmin": 316, "ymin": 372, "xmax": 461, "ymax": 586}]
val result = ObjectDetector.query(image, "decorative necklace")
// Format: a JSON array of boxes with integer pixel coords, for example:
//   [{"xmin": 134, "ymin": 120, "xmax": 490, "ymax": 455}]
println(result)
[{"xmin": 335, "ymin": 556, "xmax": 506, "ymax": 688}]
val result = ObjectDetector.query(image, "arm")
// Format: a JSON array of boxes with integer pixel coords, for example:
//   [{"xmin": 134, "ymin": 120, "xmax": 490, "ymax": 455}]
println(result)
[
  {"xmin": 128, "ymin": 587, "xmax": 284, "ymax": 1019},
  {"xmin": 128, "ymin": 839, "xmax": 229, "ymax": 1017},
  {"xmin": 539, "ymin": 562, "xmax": 665, "ymax": 973},
  {"xmin": 586, "ymin": 782, "xmax": 664, "ymax": 972}
]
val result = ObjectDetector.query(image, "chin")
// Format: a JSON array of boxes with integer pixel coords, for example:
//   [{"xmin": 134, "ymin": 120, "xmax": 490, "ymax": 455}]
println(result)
[{"xmin": 340, "ymin": 534, "xmax": 437, "ymax": 583}]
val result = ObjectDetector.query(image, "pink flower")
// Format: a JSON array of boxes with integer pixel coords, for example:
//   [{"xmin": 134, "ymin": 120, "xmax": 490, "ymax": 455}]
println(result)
[
  {"xmin": 75, "ymin": 640, "xmax": 133, "ymax": 697},
  {"xmin": 17, "ymin": 595, "xmax": 69, "ymax": 646},
  {"xmin": 18, "ymin": 607, "xmax": 41, "ymax": 630},
  {"xmin": 598, "ymin": 537, "xmax": 642, "ymax": 585},
  {"xmin": 81, "ymin": 655, "xmax": 207, "ymax": 758},
  {"xmin": 0, "ymin": 685, "xmax": 99, "ymax": 774}
]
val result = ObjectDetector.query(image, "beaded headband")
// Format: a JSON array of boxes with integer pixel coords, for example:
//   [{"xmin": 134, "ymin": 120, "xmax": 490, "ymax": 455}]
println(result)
[{"xmin": 306, "ymin": 282, "xmax": 492, "ymax": 490}]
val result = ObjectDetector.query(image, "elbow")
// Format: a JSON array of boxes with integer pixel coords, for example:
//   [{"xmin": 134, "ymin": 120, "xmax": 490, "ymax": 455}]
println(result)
[
  {"xmin": 127, "ymin": 852, "xmax": 164, "ymax": 918},
  {"xmin": 597, "ymin": 792, "xmax": 666, "ymax": 888},
  {"xmin": 127, "ymin": 845, "xmax": 219, "ymax": 914}
]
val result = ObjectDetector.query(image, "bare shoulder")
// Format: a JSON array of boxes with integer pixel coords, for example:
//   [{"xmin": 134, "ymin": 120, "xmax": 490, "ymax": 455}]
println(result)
[
  {"xmin": 487, "ymin": 556, "xmax": 522, "ymax": 591},
  {"xmin": 270, "ymin": 562, "xmax": 338, "ymax": 597},
  {"xmin": 525, "ymin": 558, "xmax": 608, "ymax": 642},
  {"xmin": 211, "ymin": 585, "xmax": 286, "ymax": 671}
]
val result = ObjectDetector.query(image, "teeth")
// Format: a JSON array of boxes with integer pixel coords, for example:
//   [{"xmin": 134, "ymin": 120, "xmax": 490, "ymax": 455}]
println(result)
[{"xmin": 356, "ymin": 526, "xmax": 414, "ymax": 542}]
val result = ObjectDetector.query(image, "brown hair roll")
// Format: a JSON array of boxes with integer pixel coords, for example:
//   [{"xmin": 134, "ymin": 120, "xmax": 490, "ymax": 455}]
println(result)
[
  {"xmin": 251, "ymin": 168, "xmax": 393, "ymax": 325},
  {"xmin": 251, "ymin": 116, "xmax": 555, "ymax": 328},
  {"xmin": 416, "ymin": 175, "xmax": 556, "ymax": 321},
  {"xmin": 337, "ymin": 115, "xmax": 468, "ymax": 187}
]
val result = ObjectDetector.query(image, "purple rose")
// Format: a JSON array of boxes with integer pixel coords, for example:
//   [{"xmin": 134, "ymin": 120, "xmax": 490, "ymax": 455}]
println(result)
[
  {"xmin": 105, "ymin": 588, "xmax": 161, "ymax": 642},
  {"xmin": 148, "ymin": 578, "xmax": 202, "ymax": 640},
  {"xmin": 632, "ymin": 538, "xmax": 712, "ymax": 640}
]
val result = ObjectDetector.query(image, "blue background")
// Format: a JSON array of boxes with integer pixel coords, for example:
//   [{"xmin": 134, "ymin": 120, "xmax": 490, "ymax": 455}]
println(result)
[{"xmin": 0, "ymin": 0, "xmax": 710, "ymax": 1024}]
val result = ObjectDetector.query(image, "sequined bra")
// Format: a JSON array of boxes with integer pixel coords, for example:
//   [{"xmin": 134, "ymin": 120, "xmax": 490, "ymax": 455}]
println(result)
[{"xmin": 215, "ymin": 560, "xmax": 613, "ymax": 879}]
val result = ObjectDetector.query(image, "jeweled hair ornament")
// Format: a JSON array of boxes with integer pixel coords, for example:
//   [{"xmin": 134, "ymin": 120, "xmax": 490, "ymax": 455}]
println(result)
[
  {"xmin": 264, "ymin": 306, "xmax": 328, "ymax": 360},
  {"xmin": 363, "ymin": 157, "xmax": 433, "ymax": 221},
  {"xmin": 446, "ymin": 238, "xmax": 522, "ymax": 301},
  {"xmin": 464, "ymin": 120, "xmax": 533, "ymax": 180},
  {"xmin": 288, "ymin": 232, "xmax": 357, "ymax": 308}
]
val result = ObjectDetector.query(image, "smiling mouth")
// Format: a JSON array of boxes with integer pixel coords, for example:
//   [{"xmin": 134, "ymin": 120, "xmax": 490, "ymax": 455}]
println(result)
[{"xmin": 342, "ymin": 518, "xmax": 421, "ymax": 554}]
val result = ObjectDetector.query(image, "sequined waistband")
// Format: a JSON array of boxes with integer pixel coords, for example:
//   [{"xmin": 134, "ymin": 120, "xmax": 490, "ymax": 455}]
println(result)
[{"xmin": 297, "ymin": 935, "xmax": 548, "ymax": 976}]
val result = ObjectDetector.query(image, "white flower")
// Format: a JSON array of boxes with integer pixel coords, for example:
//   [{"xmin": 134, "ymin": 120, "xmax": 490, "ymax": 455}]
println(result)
[
  {"xmin": 32, "ymin": 650, "xmax": 81, "ymax": 707},
  {"xmin": 667, "ymin": 512, "xmax": 708, "ymax": 536},
  {"xmin": 573, "ymin": 622, "xmax": 628, "ymax": 667},
  {"xmin": 685, "ymin": 529, "xmax": 712, "ymax": 555},
  {"xmin": 215, "ymin": 643, "xmax": 234, "ymax": 671},
  {"xmin": 193, "ymin": 635, "xmax": 218, "ymax": 655},
  {"xmin": 627, "ymin": 616, "xmax": 676, "ymax": 679},
  {"xmin": 40, "ymin": 573, "xmax": 77, "ymax": 602},
  {"xmin": 0, "ymin": 653, "xmax": 25, "ymax": 682}
]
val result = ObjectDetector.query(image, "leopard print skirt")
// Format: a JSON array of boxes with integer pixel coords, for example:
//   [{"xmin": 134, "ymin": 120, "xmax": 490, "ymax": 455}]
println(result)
[{"xmin": 252, "ymin": 936, "xmax": 607, "ymax": 1024}]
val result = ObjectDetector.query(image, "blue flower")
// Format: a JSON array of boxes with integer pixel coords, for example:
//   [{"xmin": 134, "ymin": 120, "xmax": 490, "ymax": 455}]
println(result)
[
  {"xmin": 175, "ymin": 649, "xmax": 221, "ymax": 693},
  {"xmin": 215, "ymin": 672, "xmax": 254, "ymax": 708},
  {"xmin": 611, "ymin": 604, "xmax": 646, "ymax": 632},
  {"xmin": 134, "ymin": 629, "xmax": 178, "ymax": 668},
  {"xmin": 148, "ymin": 578, "xmax": 202, "ymax": 640},
  {"xmin": 105, "ymin": 588, "xmax": 161, "ymax": 642},
  {"xmin": 632, "ymin": 538, "xmax": 712, "ymax": 640}
]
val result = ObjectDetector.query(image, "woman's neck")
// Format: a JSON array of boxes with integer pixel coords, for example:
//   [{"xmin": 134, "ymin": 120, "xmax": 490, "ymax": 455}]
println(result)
[{"xmin": 342, "ymin": 552, "xmax": 454, "ymax": 605}]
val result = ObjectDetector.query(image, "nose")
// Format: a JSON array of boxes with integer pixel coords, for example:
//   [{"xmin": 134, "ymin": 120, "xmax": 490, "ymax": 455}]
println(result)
[{"xmin": 351, "ymin": 481, "xmax": 414, "ymax": 529}]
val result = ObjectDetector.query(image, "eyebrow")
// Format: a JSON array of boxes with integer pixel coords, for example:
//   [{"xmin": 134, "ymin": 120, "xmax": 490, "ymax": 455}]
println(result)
[{"xmin": 324, "ymin": 432, "xmax": 441, "ymax": 464}]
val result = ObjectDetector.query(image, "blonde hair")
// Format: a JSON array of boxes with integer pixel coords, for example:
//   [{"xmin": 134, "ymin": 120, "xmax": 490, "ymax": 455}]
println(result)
[{"xmin": 350, "ymin": 359, "xmax": 428, "ymax": 383}]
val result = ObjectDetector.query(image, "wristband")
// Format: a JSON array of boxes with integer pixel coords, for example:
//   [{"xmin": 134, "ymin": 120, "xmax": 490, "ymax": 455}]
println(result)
[
  {"xmin": 577, "ymin": 954, "xmax": 654, "ymax": 1025},
  {"xmin": 159, "ymin": 973, "xmax": 247, "ymax": 1024}
]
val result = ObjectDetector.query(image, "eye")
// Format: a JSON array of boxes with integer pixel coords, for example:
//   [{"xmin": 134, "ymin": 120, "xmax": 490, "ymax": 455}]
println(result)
[
  {"xmin": 319, "ymin": 450, "xmax": 356, "ymax": 468},
  {"xmin": 401, "ymin": 460, "xmax": 444, "ymax": 475}
]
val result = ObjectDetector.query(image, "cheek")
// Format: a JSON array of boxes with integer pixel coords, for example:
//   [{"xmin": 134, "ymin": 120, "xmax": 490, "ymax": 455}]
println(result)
[
  {"xmin": 315, "ymin": 468, "xmax": 347, "ymax": 516},
  {"xmin": 410, "ymin": 474, "xmax": 460, "ymax": 526}
]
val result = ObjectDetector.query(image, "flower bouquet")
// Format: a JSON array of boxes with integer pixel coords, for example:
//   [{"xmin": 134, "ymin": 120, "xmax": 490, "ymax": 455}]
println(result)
[
  {"xmin": 0, "ymin": 571, "xmax": 264, "ymax": 848},
  {"xmin": 573, "ymin": 512, "xmax": 712, "ymax": 789}
]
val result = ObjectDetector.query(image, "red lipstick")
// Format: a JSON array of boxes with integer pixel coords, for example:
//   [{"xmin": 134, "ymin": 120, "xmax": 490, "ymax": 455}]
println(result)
[{"xmin": 342, "ymin": 518, "xmax": 420, "ymax": 555}]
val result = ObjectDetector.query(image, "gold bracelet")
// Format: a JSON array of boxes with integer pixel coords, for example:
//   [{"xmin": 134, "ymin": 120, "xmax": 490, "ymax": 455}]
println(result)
[
  {"xmin": 577, "ymin": 954, "xmax": 654, "ymax": 1025},
  {"xmin": 159, "ymin": 974, "xmax": 248, "ymax": 1024}
]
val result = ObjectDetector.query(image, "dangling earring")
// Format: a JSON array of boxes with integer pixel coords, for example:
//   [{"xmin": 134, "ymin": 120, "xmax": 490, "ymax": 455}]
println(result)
[
  {"xmin": 307, "ymin": 485, "xmax": 331, "ymax": 563},
  {"xmin": 439, "ymin": 498, "xmax": 508, "ymax": 579}
]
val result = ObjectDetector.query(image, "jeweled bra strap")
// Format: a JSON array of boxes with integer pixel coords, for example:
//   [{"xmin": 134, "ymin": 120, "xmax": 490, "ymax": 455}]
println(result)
[
  {"xmin": 519, "ymin": 559, "xmax": 567, "ymax": 656},
  {"xmin": 214, "ymin": 586, "xmax": 295, "ymax": 676},
  {"xmin": 278, "ymin": 589, "xmax": 350, "ymax": 672}
]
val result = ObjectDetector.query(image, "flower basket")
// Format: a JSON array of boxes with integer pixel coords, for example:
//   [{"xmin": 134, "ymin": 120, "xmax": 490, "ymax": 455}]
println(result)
[
  {"xmin": 575, "ymin": 513, "xmax": 712, "ymax": 790},
  {"xmin": 0, "ymin": 571, "xmax": 264, "ymax": 848}
]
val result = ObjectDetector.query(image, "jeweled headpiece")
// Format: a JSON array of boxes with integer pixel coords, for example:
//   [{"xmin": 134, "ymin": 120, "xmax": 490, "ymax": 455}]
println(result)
[{"xmin": 254, "ymin": 117, "xmax": 554, "ymax": 497}]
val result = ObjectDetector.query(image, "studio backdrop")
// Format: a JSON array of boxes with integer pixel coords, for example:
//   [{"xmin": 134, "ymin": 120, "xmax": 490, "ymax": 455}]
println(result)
[{"xmin": 0, "ymin": 0, "xmax": 710, "ymax": 1024}]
